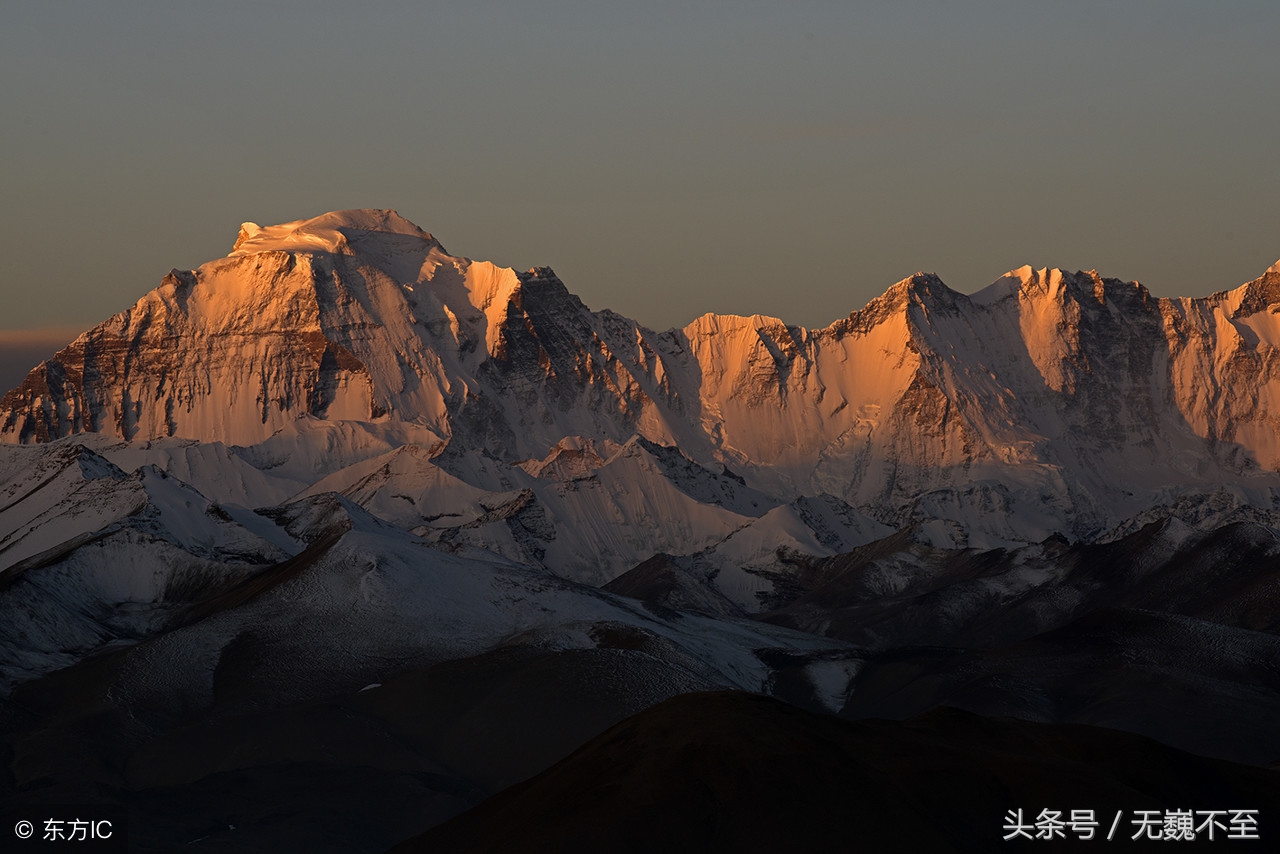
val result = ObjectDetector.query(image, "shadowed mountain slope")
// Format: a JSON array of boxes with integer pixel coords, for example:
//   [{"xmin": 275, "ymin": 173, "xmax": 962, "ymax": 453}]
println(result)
[{"xmin": 394, "ymin": 691, "xmax": 1280, "ymax": 853}]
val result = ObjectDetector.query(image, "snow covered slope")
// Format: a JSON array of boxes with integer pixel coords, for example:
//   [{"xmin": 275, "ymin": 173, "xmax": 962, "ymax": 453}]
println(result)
[
  {"xmin": 3, "ymin": 210, "xmax": 1280, "ymax": 553},
  {"xmin": 4, "ymin": 211, "xmax": 1280, "ymax": 851}
]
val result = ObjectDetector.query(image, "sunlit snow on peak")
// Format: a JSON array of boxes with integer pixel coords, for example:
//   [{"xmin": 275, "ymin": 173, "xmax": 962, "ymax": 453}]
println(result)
[
  {"xmin": 230, "ymin": 209, "xmax": 440, "ymax": 257},
  {"xmin": 970, "ymin": 266, "xmax": 1073, "ymax": 306}
]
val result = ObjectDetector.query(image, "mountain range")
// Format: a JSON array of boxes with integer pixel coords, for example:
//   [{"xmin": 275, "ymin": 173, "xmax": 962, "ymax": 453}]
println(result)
[{"xmin": 2, "ymin": 210, "xmax": 1278, "ymax": 851}]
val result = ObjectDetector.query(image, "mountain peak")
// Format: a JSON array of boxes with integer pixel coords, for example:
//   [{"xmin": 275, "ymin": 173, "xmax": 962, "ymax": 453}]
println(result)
[
  {"xmin": 971, "ymin": 266, "xmax": 1078, "ymax": 306},
  {"xmin": 1268, "ymin": 258, "xmax": 1280, "ymax": 276},
  {"xmin": 876, "ymin": 272, "xmax": 952, "ymax": 303},
  {"xmin": 230, "ymin": 209, "xmax": 441, "ymax": 256},
  {"xmin": 888, "ymin": 272, "xmax": 964, "ymax": 313}
]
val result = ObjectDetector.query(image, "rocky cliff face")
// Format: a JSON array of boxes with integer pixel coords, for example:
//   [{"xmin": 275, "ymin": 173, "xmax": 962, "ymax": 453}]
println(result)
[
  {"xmin": 6, "ymin": 215, "xmax": 1280, "ymax": 854},
  {"xmin": 4, "ymin": 210, "xmax": 1280, "ymax": 544}
]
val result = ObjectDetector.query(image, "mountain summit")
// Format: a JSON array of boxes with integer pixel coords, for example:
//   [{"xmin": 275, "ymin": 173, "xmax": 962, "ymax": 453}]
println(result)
[
  {"xmin": 4, "ymin": 214, "xmax": 1280, "ymax": 851},
  {"xmin": 4, "ymin": 211, "xmax": 1280, "ymax": 548},
  {"xmin": 230, "ymin": 209, "xmax": 443, "ymax": 256}
]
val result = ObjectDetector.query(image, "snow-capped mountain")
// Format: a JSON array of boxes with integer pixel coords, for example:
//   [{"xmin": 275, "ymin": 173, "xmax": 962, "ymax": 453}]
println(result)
[
  {"xmin": 4, "ymin": 210, "xmax": 1280, "ymax": 852},
  {"xmin": 4, "ymin": 210, "xmax": 1280, "ymax": 556}
]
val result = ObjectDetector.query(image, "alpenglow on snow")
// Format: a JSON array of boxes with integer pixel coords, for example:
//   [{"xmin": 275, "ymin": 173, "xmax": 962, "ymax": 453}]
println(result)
[{"xmin": 4, "ymin": 209, "xmax": 1280, "ymax": 555}]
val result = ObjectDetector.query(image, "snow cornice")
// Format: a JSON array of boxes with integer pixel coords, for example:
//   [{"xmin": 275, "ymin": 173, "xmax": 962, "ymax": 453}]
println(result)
[{"xmin": 230, "ymin": 209, "xmax": 443, "ymax": 257}]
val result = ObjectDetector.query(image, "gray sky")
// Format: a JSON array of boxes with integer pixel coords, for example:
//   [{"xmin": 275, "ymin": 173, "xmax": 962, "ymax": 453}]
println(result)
[{"xmin": 2, "ymin": 0, "xmax": 1278, "ymax": 386}]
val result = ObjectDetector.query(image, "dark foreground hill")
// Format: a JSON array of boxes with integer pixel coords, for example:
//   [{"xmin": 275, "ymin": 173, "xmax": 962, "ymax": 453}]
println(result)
[{"xmin": 394, "ymin": 691, "xmax": 1280, "ymax": 853}]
